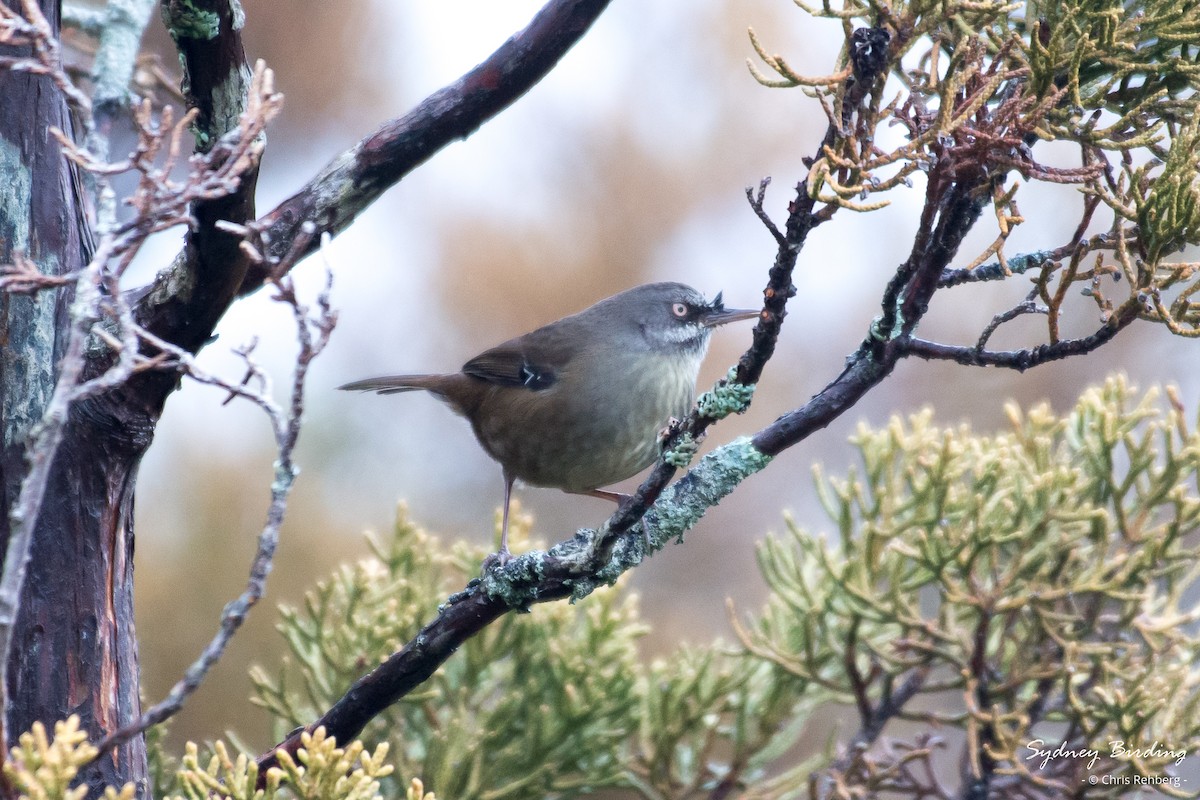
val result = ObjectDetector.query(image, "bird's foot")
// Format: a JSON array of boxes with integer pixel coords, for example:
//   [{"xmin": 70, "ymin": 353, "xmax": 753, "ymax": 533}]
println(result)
[
  {"xmin": 482, "ymin": 548, "xmax": 511, "ymax": 573},
  {"xmin": 577, "ymin": 488, "xmax": 653, "ymax": 554},
  {"xmin": 642, "ymin": 517, "xmax": 654, "ymax": 550},
  {"xmin": 656, "ymin": 417, "xmax": 683, "ymax": 444}
]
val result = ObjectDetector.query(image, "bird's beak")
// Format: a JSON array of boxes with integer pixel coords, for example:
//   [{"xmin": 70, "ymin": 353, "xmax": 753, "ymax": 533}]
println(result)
[{"xmin": 700, "ymin": 292, "xmax": 760, "ymax": 328}]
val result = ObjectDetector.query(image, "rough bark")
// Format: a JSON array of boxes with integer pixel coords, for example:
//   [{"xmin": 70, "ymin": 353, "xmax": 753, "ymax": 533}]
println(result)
[
  {"xmin": 0, "ymin": 0, "xmax": 148, "ymax": 793},
  {"xmin": 0, "ymin": 0, "xmax": 256, "ymax": 791}
]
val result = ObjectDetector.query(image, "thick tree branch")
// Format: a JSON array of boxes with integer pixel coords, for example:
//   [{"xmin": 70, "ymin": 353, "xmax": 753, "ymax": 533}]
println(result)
[
  {"xmin": 0, "ymin": 3, "xmax": 269, "ymax": 791},
  {"xmin": 234, "ymin": 0, "xmax": 613, "ymax": 295},
  {"xmin": 130, "ymin": 0, "xmax": 257, "ymax": 359}
]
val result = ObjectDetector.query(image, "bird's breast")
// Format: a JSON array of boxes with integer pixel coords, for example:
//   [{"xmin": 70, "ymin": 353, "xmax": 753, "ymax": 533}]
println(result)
[{"xmin": 469, "ymin": 351, "xmax": 701, "ymax": 492}]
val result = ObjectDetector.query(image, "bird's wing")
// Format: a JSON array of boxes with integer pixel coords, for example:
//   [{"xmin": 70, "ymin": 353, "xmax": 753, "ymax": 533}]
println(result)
[{"xmin": 461, "ymin": 324, "xmax": 580, "ymax": 391}]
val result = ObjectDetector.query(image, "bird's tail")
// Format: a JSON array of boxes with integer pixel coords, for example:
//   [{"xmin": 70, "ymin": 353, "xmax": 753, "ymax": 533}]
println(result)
[{"xmin": 337, "ymin": 374, "xmax": 449, "ymax": 395}]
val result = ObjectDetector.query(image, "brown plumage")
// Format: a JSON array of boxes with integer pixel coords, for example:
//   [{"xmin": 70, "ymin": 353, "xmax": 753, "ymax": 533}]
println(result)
[{"xmin": 340, "ymin": 282, "xmax": 756, "ymax": 559}]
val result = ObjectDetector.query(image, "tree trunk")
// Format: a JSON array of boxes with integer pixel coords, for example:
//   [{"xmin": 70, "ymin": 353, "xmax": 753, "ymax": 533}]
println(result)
[{"xmin": 0, "ymin": 0, "xmax": 148, "ymax": 793}]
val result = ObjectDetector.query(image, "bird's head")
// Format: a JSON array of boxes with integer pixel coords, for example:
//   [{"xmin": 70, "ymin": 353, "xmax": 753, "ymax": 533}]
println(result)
[{"xmin": 604, "ymin": 282, "xmax": 758, "ymax": 356}]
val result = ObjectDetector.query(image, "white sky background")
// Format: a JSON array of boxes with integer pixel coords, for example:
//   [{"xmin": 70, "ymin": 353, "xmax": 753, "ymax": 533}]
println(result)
[{"xmin": 133, "ymin": 0, "xmax": 1200, "ymax": 655}]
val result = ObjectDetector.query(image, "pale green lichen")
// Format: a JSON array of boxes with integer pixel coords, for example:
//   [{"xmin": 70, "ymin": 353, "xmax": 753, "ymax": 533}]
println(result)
[
  {"xmin": 696, "ymin": 368, "xmax": 756, "ymax": 419},
  {"xmin": 144, "ymin": 251, "xmax": 196, "ymax": 310},
  {"xmin": 160, "ymin": 0, "xmax": 220, "ymax": 41},
  {"xmin": 90, "ymin": 0, "xmax": 157, "ymax": 117},
  {"xmin": 205, "ymin": 64, "xmax": 253, "ymax": 141},
  {"xmin": 0, "ymin": 137, "xmax": 32, "ymax": 252},
  {"xmin": 229, "ymin": 0, "xmax": 245, "ymax": 30},
  {"xmin": 643, "ymin": 436, "xmax": 773, "ymax": 547},
  {"xmin": 0, "ymin": 137, "xmax": 56, "ymax": 451},
  {"xmin": 661, "ymin": 431, "xmax": 698, "ymax": 468},
  {"xmin": 869, "ymin": 303, "xmax": 905, "ymax": 342}
]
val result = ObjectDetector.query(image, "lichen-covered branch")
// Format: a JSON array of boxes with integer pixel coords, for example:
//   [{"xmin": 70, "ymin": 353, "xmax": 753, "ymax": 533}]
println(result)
[
  {"xmin": 87, "ymin": 0, "xmax": 158, "ymax": 159},
  {"xmin": 130, "ymin": 0, "xmax": 259, "ymax": 358}
]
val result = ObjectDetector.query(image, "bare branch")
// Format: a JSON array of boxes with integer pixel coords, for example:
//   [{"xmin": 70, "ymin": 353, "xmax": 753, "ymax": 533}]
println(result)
[
  {"xmin": 975, "ymin": 291, "xmax": 1048, "ymax": 350},
  {"xmin": 898, "ymin": 302, "xmax": 1138, "ymax": 371},
  {"xmin": 88, "ymin": 0, "xmax": 158, "ymax": 157},
  {"xmin": 92, "ymin": 264, "xmax": 336, "ymax": 760},
  {"xmin": 746, "ymin": 177, "xmax": 785, "ymax": 246}
]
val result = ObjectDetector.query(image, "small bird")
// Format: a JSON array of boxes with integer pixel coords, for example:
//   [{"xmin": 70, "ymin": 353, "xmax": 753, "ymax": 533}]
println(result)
[{"xmin": 340, "ymin": 282, "xmax": 757, "ymax": 559}]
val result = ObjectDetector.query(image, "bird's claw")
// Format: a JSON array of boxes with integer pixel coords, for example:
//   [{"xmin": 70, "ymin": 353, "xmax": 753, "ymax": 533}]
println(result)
[
  {"xmin": 482, "ymin": 548, "xmax": 511, "ymax": 573},
  {"xmin": 656, "ymin": 417, "xmax": 683, "ymax": 444},
  {"xmin": 637, "ymin": 517, "xmax": 653, "ymax": 552}
]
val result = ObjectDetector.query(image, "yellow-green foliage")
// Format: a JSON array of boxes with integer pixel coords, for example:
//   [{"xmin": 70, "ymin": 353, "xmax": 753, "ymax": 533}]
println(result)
[
  {"xmin": 4, "ymin": 718, "xmax": 134, "ymax": 800},
  {"xmin": 251, "ymin": 508, "xmax": 650, "ymax": 798},
  {"xmin": 12, "ymin": 378, "xmax": 1200, "ymax": 800},
  {"xmin": 249, "ymin": 510, "xmax": 809, "ymax": 800},
  {"xmin": 167, "ymin": 730, "xmax": 392, "ymax": 800},
  {"xmin": 745, "ymin": 375, "xmax": 1200, "ymax": 797},
  {"xmin": 5, "ymin": 721, "xmax": 397, "ymax": 800},
  {"xmin": 240, "ymin": 377, "xmax": 1200, "ymax": 799}
]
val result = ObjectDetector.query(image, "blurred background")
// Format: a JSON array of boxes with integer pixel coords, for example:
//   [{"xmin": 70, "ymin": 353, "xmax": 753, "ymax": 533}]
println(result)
[{"xmin": 120, "ymin": 0, "xmax": 1199, "ymax": 751}]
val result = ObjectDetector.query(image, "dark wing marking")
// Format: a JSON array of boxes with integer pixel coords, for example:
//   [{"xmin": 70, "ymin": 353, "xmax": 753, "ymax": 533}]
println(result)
[
  {"xmin": 459, "ymin": 317, "xmax": 585, "ymax": 391},
  {"xmin": 462, "ymin": 347, "xmax": 556, "ymax": 390}
]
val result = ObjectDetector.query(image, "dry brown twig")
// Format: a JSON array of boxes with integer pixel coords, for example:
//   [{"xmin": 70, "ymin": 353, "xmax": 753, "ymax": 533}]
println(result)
[
  {"xmin": 0, "ymin": 251, "xmax": 78, "ymax": 294},
  {"xmin": 93, "ymin": 251, "xmax": 338, "ymax": 759}
]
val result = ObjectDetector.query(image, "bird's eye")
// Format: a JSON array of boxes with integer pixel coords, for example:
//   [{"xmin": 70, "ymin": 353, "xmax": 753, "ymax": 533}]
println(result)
[{"xmin": 671, "ymin": 302, "xmax": 689, "ymax": 319}]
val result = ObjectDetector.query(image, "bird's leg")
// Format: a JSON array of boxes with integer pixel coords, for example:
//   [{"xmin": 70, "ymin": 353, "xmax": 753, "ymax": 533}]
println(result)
[
  {"xmin": 572, "ymin": 488, "xmax": 653, "ymax": 551},
  {"xmin": 497, "ymin": 473, "xmax": 516, "ymax": 562},
  {"xmin": 483, "ymin": 474, "xmax": 517, "ymax": 572},
  {"xmin": 579, "ymin": 488, "xmax": 629, "ymax": 504}
]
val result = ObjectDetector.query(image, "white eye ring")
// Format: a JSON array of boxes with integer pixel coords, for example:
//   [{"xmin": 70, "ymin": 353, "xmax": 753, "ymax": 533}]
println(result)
[{"xmin": 671, "ymin": 302, "xmax": 688, "ymax": 318}]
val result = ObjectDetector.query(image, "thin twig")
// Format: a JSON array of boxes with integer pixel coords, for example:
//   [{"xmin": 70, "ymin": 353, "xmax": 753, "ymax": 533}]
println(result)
[
  {"xmin": 899, "ymin": 300, "xmax": 1138, "ymax": 371},
  {"xmin": 91, "ymin": 265, "xmax": 337, "ymax": 760},
  {"xmin": 975, "ymin": 290, "xmax": 1048, "ymax": 350},
  {"xmin": 746, "ymin": 177, "xmax": 785, "ymax": 246}
]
